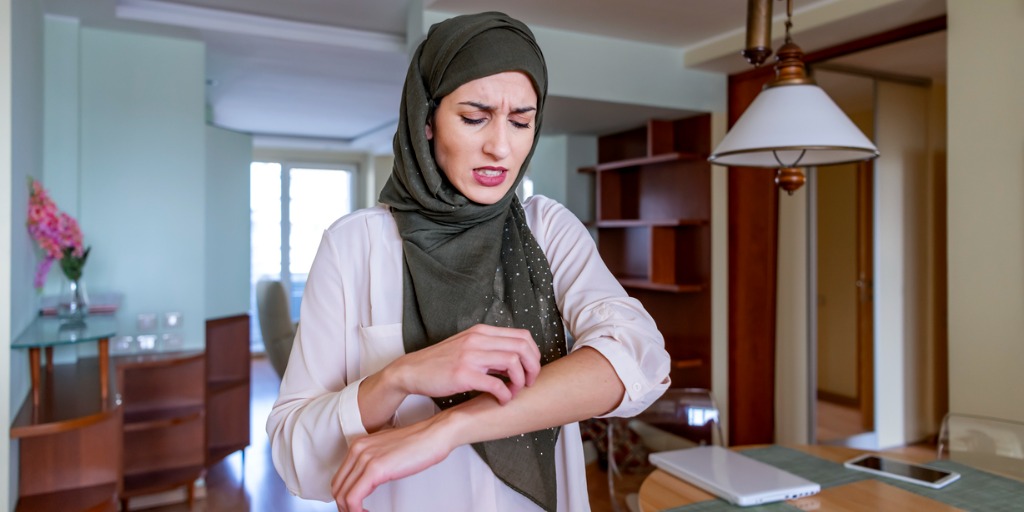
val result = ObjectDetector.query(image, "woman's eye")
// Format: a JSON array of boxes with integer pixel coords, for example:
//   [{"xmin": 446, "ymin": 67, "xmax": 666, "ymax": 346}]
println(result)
[
  {"xmin": 460, "ymin": 116, "xmax": 485, "ymax": 126},
  {"xmin": 510, "ymin": 120, "xmax": 531, "ymax": 129}
]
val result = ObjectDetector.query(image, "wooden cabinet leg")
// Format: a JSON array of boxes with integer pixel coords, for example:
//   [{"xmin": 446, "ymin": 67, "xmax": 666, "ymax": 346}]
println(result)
[{"xmin": 29, "ymin": 348, "xmax": 40, "ymax": 408}]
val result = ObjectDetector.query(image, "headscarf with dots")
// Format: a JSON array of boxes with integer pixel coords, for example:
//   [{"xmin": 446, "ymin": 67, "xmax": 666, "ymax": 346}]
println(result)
[{"xmin": 378, "ymin": 11, "xmax": 566, "ymax": 512}]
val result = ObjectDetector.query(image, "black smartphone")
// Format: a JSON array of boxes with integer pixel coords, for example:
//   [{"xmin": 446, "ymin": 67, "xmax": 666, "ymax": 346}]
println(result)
[{"xmin": 843, "ymin": 454, "xmax": 961, "ymax": 489}]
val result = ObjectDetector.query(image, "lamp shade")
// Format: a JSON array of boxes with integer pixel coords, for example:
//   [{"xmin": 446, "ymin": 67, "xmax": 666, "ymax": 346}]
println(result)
[{"xmin": 708, "ymin": 84, "xmax": 879, "ymax": 168}]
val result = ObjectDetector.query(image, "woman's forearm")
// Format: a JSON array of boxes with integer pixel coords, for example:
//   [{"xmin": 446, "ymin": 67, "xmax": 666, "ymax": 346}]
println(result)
[
  {"xmin": 356, "ymin": 366, "xmax": 408, "ymax": 433},
  {"xmin": 440, "ymin": 346, "xmax": 625, "ymax": 444},
  {"xmin": 356, "ymin": 324, "xmax": 546, "ymax": 433},
  {"xmin": 332, "ymin": 346, "xmax": 628, "ymax": 509}
]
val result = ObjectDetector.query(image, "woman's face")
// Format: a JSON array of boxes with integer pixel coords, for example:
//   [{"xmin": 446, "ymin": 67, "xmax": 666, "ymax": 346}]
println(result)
[{"xmin": 427, "ymin": 71, "xmax": 538, "ymax": 205}]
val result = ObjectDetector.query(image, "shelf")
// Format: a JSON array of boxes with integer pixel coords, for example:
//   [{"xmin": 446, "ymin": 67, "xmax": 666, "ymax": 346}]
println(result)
[
  {"xmin": 15, "ymin": 483, "xmax": 118, "ymax": 512},
  {"xmin": 616, "ymin": 277, "xmax": 704, "ymax": 293},
  {"xmin": 123, "ymin": 405, "xmax": 203, "ymax": 431},
  {"xmin": 596, "ymin": 218, "xmax": 707, "ymax": 228},
  {"xmin": 672, "ymin": 358, "xmax": 704, "ymax": 370},
  {"xmin": 10, "ymin": 358, "xmax": 120, "ymax": 439},
  {"xmin": 208, "ymin": 377, "xmax": 247, "ymax": 394},
  {"xmin": 121, "ymin": 465, "xmax": 204, "ymax": 498},
  {"xmin": 593, "ymin": 151, "xmax": 705, "ymax": 172}
]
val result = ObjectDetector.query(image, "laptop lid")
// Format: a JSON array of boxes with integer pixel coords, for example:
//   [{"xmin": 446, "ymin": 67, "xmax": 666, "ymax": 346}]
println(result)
[{"xmin": 649, "ymin": 446, "xmax": 821, "ymax": 507}]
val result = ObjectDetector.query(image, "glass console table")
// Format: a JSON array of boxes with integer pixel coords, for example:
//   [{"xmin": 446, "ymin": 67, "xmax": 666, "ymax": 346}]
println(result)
[{"xmin": 12, "ymin": 314, "xmax": 118, "ymax": 409}]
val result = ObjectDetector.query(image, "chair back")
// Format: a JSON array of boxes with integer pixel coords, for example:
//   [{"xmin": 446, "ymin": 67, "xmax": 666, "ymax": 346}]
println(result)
[
  {"xmin": 607, "ymin": 387, "xmax": 723, "ymax": 512},
  {"xmin": 256, "ymin": 279, "xmax": 295, "ymax": 378},
  {"xmin": 938, "ymin": 412, "xmax": 1024, "ymax": 482}
]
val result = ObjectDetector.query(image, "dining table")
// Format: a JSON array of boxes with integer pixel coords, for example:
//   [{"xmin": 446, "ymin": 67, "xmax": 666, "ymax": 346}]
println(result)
[{"xmin": 638, "ymin": 444, "xmax": 1024, "ymax": 512}]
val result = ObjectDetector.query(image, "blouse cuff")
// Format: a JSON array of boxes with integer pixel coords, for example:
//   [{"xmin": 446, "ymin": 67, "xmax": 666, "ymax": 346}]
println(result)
[
  {"xmin": 574, "ymin": 336, "xmax": 663, "ymax": 418},
  {"xmin": 338, "ymin": 377, "xmax": 370, "ymax": 442}
]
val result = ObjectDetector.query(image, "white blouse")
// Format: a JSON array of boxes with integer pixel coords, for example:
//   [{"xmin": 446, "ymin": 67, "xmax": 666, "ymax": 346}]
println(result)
[{"xmin": 267, "ymin": 195, "xmax": 671, "ymax": 511}]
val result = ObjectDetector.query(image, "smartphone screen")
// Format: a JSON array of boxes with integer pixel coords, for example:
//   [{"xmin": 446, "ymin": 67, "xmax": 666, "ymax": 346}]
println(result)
[{"xmin": 849, "ymin": 456, "xmax": 952, "ymax": 484}]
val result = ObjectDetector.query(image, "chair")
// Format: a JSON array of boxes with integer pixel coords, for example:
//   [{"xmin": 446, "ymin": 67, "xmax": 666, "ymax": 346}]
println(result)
[
  {"xmin": 937, "ymin": 412, "xmax": 1024, "ymax": 482},
  {"xmin": 607, "ymin": 387, "xmax": 724, "ymax": 512},
  {"xmin": 256, "ymin": 279, "xmax": 297, "ymax": 379}
]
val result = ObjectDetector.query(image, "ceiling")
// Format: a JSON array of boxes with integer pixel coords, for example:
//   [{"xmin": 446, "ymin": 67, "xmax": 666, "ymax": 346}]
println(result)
[{"xmin": 41, "ymin": 0, "xmax": 947, "ymax": 153}]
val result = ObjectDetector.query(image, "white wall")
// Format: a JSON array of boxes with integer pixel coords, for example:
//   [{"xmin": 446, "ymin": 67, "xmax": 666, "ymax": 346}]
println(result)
[
  {"xmin": 373, "ymin": 153, "xmax": 395, "ymax": 202},
  {"xmin": 1, "ymin": 1, "xmax": 13, "ymax": 506},
  {"xmin": 873, "ymin": 80, "xmax": 932, "ymax": 448},
  {"xmin": 710, "ymin": 112, "xmax": 729, "ymax": 444},
  {"xmin": 947, "ymin": 2, "xmax": 1024, "ymax": 423},
  {"xmin": 775, "ymin": 185, "xmax": 810, "ymax": 445},
  {"xmin": 205, "ymin": 126, "xmax": 253, "ymax": 319},
  {"xmin": 530, "ymin": 134, "xmax": 596, "ymax": 222},
  {"xmin": 6, "ymin": 0, "xmax": 45, "ymax": 507},
  {"xmin": 78, "ymin": 27, "xmax": 207, "ymax": 348}
]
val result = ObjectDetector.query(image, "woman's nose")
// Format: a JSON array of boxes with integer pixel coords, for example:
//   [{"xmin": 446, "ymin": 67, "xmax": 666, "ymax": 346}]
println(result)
[{"xmin": 483, "ymin": 122, "xmax": 512, "ymax": 160}]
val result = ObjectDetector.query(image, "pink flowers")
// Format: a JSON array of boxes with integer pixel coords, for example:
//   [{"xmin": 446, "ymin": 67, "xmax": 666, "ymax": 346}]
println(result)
[{"xmin": 27, "ymin": 178, "xmax": 90, "ymax": 288}]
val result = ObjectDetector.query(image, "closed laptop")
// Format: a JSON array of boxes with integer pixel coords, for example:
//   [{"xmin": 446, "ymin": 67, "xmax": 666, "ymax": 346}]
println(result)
[{"xmin": 649, "ymin": 446, "xmax": 821, "ymax": 507}]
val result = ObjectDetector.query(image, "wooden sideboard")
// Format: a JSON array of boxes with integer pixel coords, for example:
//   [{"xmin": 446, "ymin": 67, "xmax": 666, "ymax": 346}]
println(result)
[{"xmin": 10, "ymin": 314, "xmax": 252, "ymax": 511}]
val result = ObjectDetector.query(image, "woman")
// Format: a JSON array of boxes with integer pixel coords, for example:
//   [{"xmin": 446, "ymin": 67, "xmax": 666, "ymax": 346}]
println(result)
[{"xmin": 267, "ymin": 11, "xmax": 671, "ymax": 512}]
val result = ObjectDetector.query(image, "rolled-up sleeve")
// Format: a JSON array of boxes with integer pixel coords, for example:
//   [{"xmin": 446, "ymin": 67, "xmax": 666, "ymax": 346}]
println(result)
[{"xmin": 525, "ymin": 196, "xmax": 671, "ymax": 418}]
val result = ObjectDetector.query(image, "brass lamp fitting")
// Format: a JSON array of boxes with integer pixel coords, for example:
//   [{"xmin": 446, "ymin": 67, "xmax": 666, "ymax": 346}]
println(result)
[{"xmin": 742, "ymin": 0, "xmax": 774, "ymax": 66}]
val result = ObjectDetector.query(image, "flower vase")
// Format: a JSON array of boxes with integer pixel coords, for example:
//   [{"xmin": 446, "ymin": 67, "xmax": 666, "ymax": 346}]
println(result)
[{"xmin": 57, "ymin": 276, "xmax": 90, "ymax": 323}]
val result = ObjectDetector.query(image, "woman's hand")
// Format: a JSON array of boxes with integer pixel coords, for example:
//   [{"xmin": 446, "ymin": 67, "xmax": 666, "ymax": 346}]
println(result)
[
  {"xmin": 331, "ymin": 412, "xmax": 460, "ymax": 512},
  {"xmin": 357, "ymin": 324, "xmax": 540, "ymax": 434},
  {"xmin": 388, "ymin": 323, "xmax": 541, "ymax": 404}
]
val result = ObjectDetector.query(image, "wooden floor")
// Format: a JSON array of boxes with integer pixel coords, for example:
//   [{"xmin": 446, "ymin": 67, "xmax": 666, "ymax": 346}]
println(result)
[
  {"xmin": 141, "ymin": 356, "xmax": 334, "ymax": 512},
  {"xmin": 816, "ymin": 398, "xmax": 870, "ymax": 442},
  {"xmin": 136, "ymin": 358, "xmax": 932, "ymax": 512}
]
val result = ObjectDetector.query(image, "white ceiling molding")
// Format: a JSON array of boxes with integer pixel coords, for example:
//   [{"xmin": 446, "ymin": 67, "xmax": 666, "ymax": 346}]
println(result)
[{"xmin": 116, "ymin": 0, "xmax": 406, "ymax": 53}]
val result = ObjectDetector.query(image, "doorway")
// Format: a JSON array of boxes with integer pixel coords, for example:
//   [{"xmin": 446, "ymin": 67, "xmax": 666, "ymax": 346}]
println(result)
[
  {"xmin": 814, "ymin": 155, "xmax": 875, "ymax": 444},
  {"xmin": 809, "ymin": 28, "xmax": 949, "ymax": 447}
]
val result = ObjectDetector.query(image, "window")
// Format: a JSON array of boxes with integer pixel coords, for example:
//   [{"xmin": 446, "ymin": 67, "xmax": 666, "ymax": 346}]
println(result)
[
  {"xmin": 250, "ymin": 161, "xmax": 355, "ymax": 349},
  {"xmin": 519, "ymin": 176, "xmax": 534, "ymax": 200}
]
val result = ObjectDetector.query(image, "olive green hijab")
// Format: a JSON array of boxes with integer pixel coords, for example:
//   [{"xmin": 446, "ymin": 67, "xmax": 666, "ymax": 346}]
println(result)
[{"xmin": 378, "ymin": 11, "xmax": 566, "ymax": 512}]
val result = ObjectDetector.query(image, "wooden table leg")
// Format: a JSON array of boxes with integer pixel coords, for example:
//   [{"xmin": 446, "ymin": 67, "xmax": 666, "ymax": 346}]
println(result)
[
  {"xmin": 29, "ymin": 347, "xmax": 41, "ymax": 408},
  {"xmin": 45, "ymin": 346, "xmax": 54, "ymax": 372},
  {"xmin": 98, "ymin": 337, "xmax": 110, "ymax": 405}
]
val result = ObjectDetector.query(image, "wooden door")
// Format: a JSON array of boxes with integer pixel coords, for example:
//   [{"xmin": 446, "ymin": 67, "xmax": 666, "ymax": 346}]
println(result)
[{"xmin": 856, "ymin": 161, "xmax": 875, "ymax": 430}]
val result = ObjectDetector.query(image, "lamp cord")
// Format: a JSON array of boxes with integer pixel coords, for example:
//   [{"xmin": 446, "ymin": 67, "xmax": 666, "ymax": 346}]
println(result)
[{"xmin": 784, "ymin": 0, "xmax": 794, "ymax": 44}]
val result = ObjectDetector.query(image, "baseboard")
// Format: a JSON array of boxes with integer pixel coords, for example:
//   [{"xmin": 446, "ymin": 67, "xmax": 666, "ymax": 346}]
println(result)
[{"xmin": 817, "ymin": 390, "xmax": 859, "ymax": 407}]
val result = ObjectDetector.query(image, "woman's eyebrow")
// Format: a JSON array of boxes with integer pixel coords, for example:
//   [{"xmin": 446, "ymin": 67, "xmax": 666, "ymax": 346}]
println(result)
[{"xmin": 458, "ymin": 101, "xmax": 536, "ymax": 114}]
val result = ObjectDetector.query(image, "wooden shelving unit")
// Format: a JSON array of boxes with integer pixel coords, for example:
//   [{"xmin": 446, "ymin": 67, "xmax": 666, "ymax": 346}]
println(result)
[
  {"xmin": 116, "ymin": 352, "xmax": 206, "ymax": 511},
  {"xmin": 205, "ymin": 314, "xmax": 251, "ymax": 467},
  {"xmin": 584, "ymin": 114, "xmax": 713, "ymax": 388}
]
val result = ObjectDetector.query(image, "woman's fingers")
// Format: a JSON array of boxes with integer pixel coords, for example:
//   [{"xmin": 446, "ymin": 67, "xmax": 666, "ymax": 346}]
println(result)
[
  {"xmin": 392, "ymin": 324, "xmax": 544, "ymax": 402},
  {"xmin": 333, "ymin": 418, "xmax": 455, "ymax": 511},
  {"xmin": 460, "ymin": 325, "xmax": 542, "ymax": 386}
]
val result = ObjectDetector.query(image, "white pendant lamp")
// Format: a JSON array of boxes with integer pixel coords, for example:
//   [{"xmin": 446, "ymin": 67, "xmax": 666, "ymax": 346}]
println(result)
[{"xmin": 709, "ymin": 0, "xmax": 879, "ymax": 194}]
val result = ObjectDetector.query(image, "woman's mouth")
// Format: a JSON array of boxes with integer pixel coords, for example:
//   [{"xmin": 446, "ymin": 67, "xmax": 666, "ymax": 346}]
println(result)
[{"xmin": 473, "ymin": 167, "xmax": 508, "ymax": 187}]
